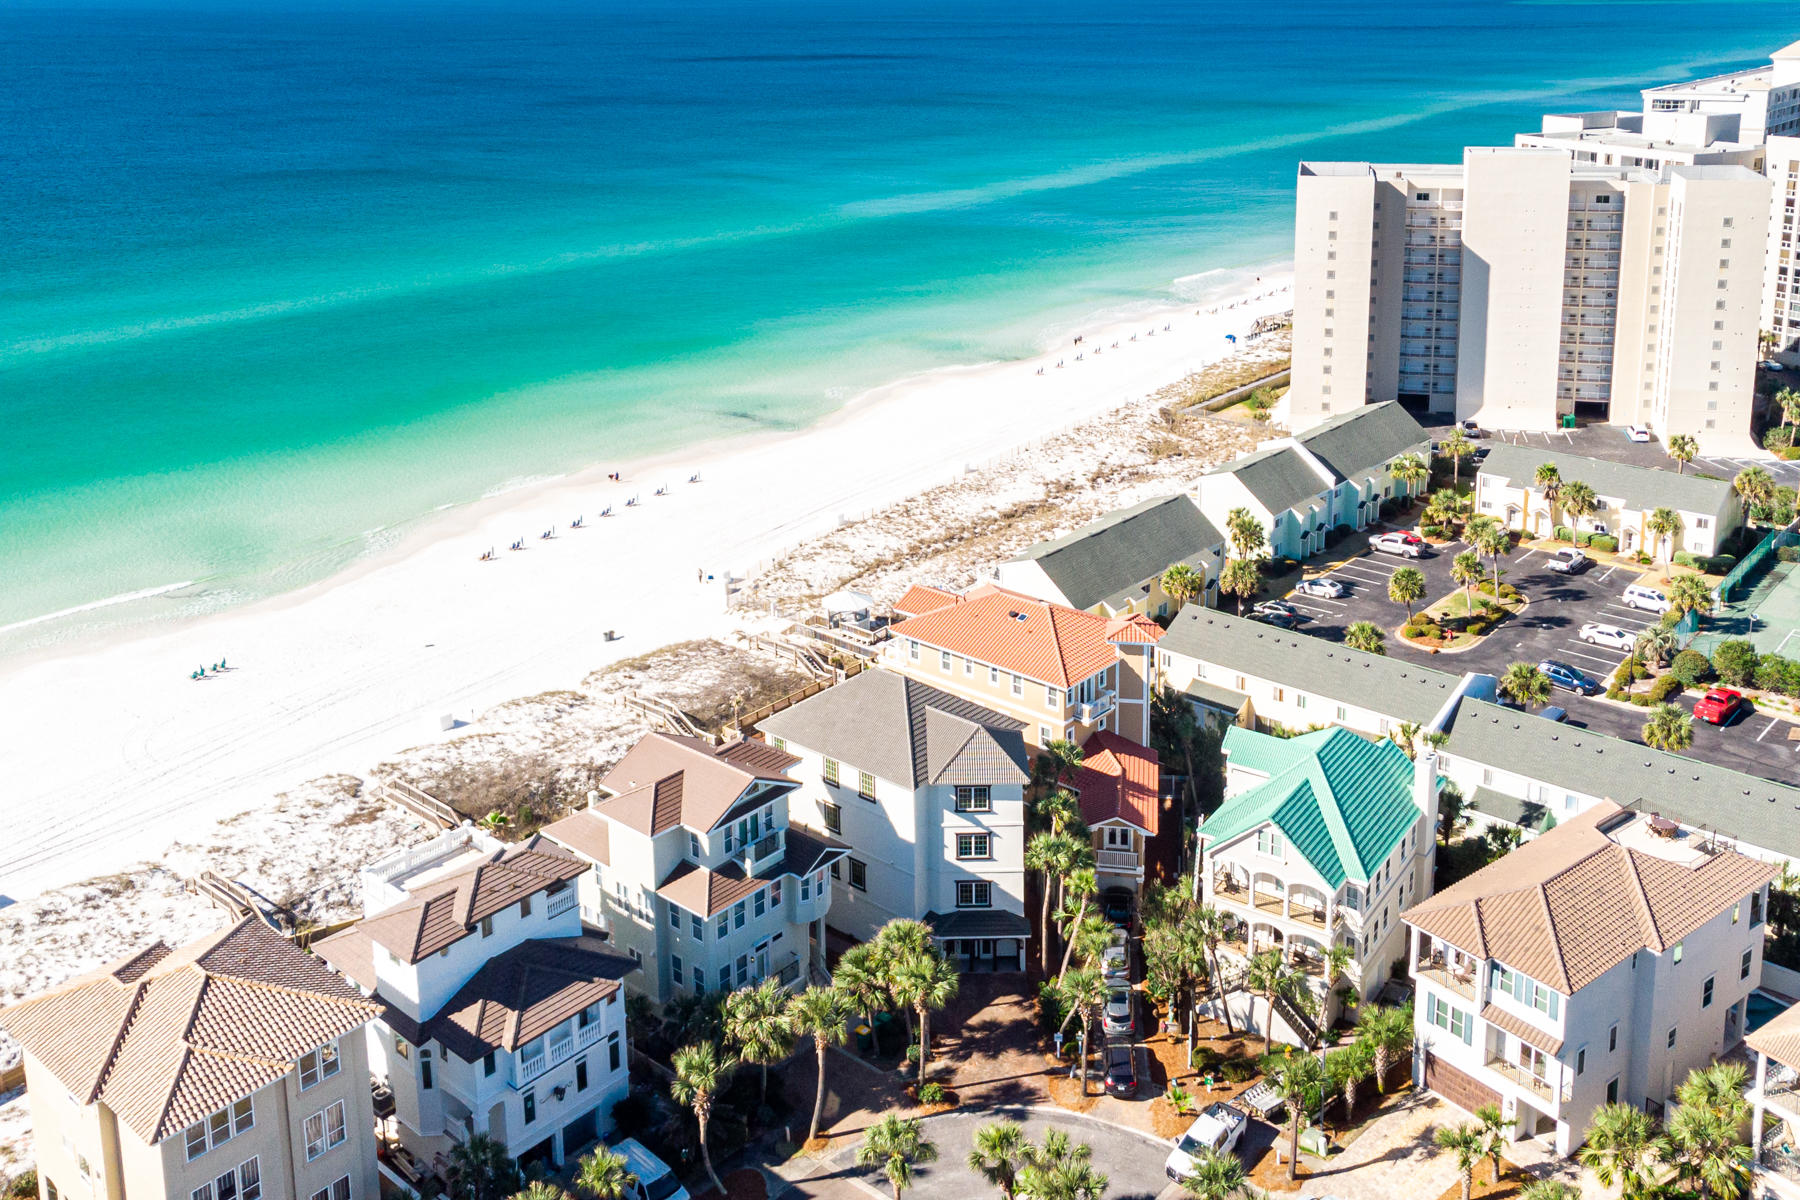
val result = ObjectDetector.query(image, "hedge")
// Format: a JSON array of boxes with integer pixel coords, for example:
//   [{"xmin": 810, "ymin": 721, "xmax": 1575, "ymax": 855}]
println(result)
[
  {"xmin": 1673, "ymin": 551, "xmax": 1699, "ymax": 570},
  {"xmin": 1648, "ymin": 674, "xmax": 1685, "ymax": 702},
  {"xmin": 1670, "ymin": 649, "xmax": 1713, "ymax": 687},
  {"xmin": 1421, "ymin": 524, "xmax": 1445, "ymax": 539},
  {"xmin": 1554, "ymin": 525, "xmax": 1574, "ymax": 542},
  {"xmin": 1755, "ymin": 655, "xmax": 1800, "ymax": 698},
  {"xmin": 1780, "ymin": 545, "xmax": 1800, "ymax": 565},
  {"xmin": 1713, "ymin": 640, "xmax": 1759, "ymax": 687},
  {"xmin": 1706, "ymin": 554, "xmax": 1737, "ymax": 575},
  {"xmin": 1589, "ymin": 535, "xmax": 1618, "ymax": 553}
]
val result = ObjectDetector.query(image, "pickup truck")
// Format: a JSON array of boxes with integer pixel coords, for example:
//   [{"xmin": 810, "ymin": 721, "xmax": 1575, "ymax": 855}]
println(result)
[
  {"xmin": 1546, "ymin": 548, "xmax": 1589, "ymax": 574},
  {"xmin": 1368, "ymin": 531, "xmax": 1423, "ymax": 558},
  {"xmin": 1166, "ymin": 1103, "xmax": 1248, "ymax": 1179}
]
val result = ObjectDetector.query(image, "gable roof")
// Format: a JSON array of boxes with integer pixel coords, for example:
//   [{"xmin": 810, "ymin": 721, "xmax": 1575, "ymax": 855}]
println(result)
[
  {"xmin": 538, "ymin": 809, "xmax": 612, "ymax": 866},
  {"xmin": 656, "ymin": 825, "xmax": 849, "ymax": 917},
  {"xmin": 1293, "ymin": 401, "xmax": 1428, "ymax": 480},
  {"xmin": 1158, "ymin": 605, "xmax": 1461, "ymax": 725},
  {"xmin": 1068, "ymin": 732, "xmax": 1162, "ymax": 835},
  {"xmin": 598, "ymin": 733, "xmax": 799, "ymax": 836},
  {"xmin": 1403, "ymin": 802, "xmax": 1777, "ymax": 994},
  {"xmin": 1005, "ymin": 495, "xmax": 1222, "ymax": 612},
  {"xmin": 895, "ymin": 584, "xmax": 961, "ymax": 619},
  {"xmin": 0, "ymin": 918, "xmax": 379, "ymax": 1146},
  {"xmin": 758, "ymin": 669, "xmax": 1029, "ymax": 789},
  {"xmin": 349, "ymin": 843, "xmax": 586, "ymax": 964},
  {"xmin": 1748, "ymin": 999, "xmax": 1800, "ymax": 1071},
  {"xmin": 1204, "ymin": 444, "xmax": 1330, "ymax": 517},
  {"xmin": 424, "ymin": 936, "xmax": 636, "ymax": 1061},
  {"xmin": 1475, "ymin": 443, "xmax": 1737, "ymax": 519},
  {"xmin": 1205, "ymin": 726, "xmax": 1420, "ymax": 889},
  {"xmin": 887, "ymin": 584, "xmax": 1136, "ymax": 688}
]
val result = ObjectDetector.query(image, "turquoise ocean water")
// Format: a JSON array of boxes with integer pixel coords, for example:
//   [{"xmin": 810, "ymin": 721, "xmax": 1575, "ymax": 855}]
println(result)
[{"xmin": 0, "ymin": 0, "xmax": 1789, "ymax": 650}]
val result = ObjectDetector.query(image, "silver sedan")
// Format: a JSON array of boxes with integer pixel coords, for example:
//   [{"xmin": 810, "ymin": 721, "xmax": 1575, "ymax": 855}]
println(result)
[
  {"xmin": 1580, "ymin": 622, "xmax": 1635, "ymax": 651},
  {"xmin": 1294, "ymin": 577, "xmax": 1346, "ymax": 599}
]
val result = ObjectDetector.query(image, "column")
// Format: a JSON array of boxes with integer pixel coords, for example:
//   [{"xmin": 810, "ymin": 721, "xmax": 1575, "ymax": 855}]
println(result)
[{"xmin": 1754, "ymin": 1052, "xmax": 1769, "ymax": 1161}]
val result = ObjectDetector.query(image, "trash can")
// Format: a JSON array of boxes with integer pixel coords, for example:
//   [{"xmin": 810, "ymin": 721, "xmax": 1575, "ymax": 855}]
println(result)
[{"xmin": 1561, "ymin": 414, "xmax": 1577, "ymax": 429}]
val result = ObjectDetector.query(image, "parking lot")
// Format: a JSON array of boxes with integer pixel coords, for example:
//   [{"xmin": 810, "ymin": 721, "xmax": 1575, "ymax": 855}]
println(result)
[
  {"xmin": 1274, "ymin": 525, "xmax": 1800, "ymax": 786},
  {"xmin": 1475, "ymin": 421, "xmax": 1800, "ymax": 490}
]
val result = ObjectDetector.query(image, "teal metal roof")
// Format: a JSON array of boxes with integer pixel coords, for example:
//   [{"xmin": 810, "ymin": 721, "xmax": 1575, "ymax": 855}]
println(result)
[{"xmin": 1206, "ymin": 726, "xmax": 1420, "ymax": 889}]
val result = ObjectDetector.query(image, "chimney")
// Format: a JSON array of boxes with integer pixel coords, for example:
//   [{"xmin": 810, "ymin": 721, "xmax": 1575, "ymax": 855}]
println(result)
[{"xmin": 1414, "ymin": 748, "xmax": 1441, "ymax": 851}]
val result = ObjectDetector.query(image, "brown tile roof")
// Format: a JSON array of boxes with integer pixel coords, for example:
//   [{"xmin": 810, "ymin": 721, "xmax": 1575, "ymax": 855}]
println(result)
[
  {"xmin": 538, "ymin": 810, "xmax": 612, "ymax": 866},
  {"xmin": 350, "ymin": 844, "xmax": 586, "ymax": 965},
  {"xmin": 1481, "ymin": 1004, "xmax": 1563, "ymax": 1056},
  {"xmin": 1069, "ymin": 731, "xmax": 1162, "ymax": 835},
  {"xmin": 0, "ymin": 918, "xmax": 378, "ymax": 1146},
  {"xmin": 1403, "ymin": 802, "xmax": 1777, "ymax": 994},
  {"xmin": 424, "ymin": 936, "xmax": 637, "ymax": 1062},
  {"xmin": 656, "ymin": 826, "xmax": 849, "ymax": 918},
  {"xmin": 895, "ymin": 584, "xmax": 961, "ymax": 619},
  {"xmin": 598, "ymin": 733, "xmax": 797, "ymax": 836},
  {"xmin": 889, "ymin": 584, "xmax": 1122, "ymax": 688},
  {"xmin": 1748, "ymin": 1000, "xmax": 1800, "ymax": 1071}
]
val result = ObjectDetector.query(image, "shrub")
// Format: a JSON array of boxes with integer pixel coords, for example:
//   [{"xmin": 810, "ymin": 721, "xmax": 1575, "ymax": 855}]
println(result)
[
  {"xmin": 7, "ymin": 1173, "xmax": 38, "ymax": 1200},
  {"xmin": 1221, "ymin": 1057, "xmax": 1260, "ymax": 1084},
  {"xmin": 1631, "ymin": 693, "xmax": 1652, "ymax": 707},
  {"xmin": 1499, "ymin": 583, "xmax": 1520, "ymax": 601},
  {"xmin": 1707, "ymin": 554, "xmax": 1737, "ymax": 575},
  {"xmin": 1191, "ymin": 1046, "xmax": 1225, "ymax": 1076},
  {"xmin": 1464, "ymin": 618, "xmax": 1489, "ymax": 636},
  {"xmin": 1782, "ymin": 446, "xmax": 1800, "ymax": 461},
  {"xmin": 1589, "ymin": 535, "xmax": 1618, "ymax": 553},
  {"xmin": 1767, "ymin": 425, "xmax": 1796, "ymax": 451},
  {"xmin": 1648, "ymin": 674, "xmax": 1685, "ymax": 703},
  {"xmin": 917, "ymin": 1082, "xmax": 948, "ymax": 1105},
  {"xmin": 1606, "ymin": 679, "xmax": 1626, "ymax": 701},
  {"xmin": 610, "ymin": 1093, "xmax": 653, "ymax": 1137},
  {"xmin": 1713, "ymin": 640, "xmax": 1760, "ymax": 687},
  {"xmin": 1781, "ymin": 545, "xmax": 1800, "ymax": 565},
  {"xmin": 1670, "ymin": 649, "xmax": 1713, "ymax": 687},
  {"xmin": 1631, "ymin": 660, "xmax": 1652, "ymax": 682},
  {"xmin": 1036, "ymin": 981, "xmax": 1070, "ymax": 1036},
  {"xmin": 1554, "ymin": 525, "xmax": 1573, "ymax": 542},
  {"xmin": 1673, "ymin": 550, "xmax": 1699, "ymax": 570},
  {"xmin": 1756, "ymin": 655, "xmax": 1800, "ymax": 698},
  {"xmin": 1421, "ymin": 524, "xmax": 1445, "ymax": 539},
  {"xmin": 1573, "ymin": 531, "xmax": 1593, "ymax": 547}
]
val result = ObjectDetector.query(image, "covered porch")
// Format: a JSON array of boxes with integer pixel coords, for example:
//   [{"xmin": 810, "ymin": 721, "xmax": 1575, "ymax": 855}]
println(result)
[{"xmin": 926, "ymin": 908, "xmax": 1030, "ymax": 973}]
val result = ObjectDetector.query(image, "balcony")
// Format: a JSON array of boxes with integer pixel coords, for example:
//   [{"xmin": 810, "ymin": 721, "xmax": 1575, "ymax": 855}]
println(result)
[
  {"xmin": 1096, "ymin": 848, "xmax": 1143, "ymax": 875},
  {"xmin": 1075, "ymin": 691, "xmax": 1116, "ymax": 724},
  {"xmin": 1414, "ymin": 951, "xmax": 1478, "ymax": 1000},
  {"xmin": 547, "ymin": 890, "xmax": 578, "ymax": 919},
  {"xmin": 1251, "ymin": 890, "xmax": 1328, "ymax": 931},
  {"xmin": 745, "ymin": 832, "xmax": 784, "ymax": 873},
  {"xmin": 1485, "ymin": 1057, "xmax": 1571, "ymax": 1106}
]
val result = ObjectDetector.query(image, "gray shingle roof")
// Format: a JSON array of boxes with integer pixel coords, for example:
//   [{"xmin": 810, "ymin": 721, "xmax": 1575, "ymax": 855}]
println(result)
[
  {"xmin": 925, "ymin": 909, "xmax": 1032, "ymax": 940},
  {"xmin": 1465, "ymin": 785, "xmax": 1555, "ymax": 833},
  {"xmin": 758, "ymin": 670, "xmax": 1030, "ymax": 789},
  {"xmin": 1475, "ymin": 443, "xmax": 1737, "ymax": 520},
  {"xmin": 1294, "ymin": 401, "xmax": 1430, "ymax": 480},
  {"xmin": 1205, "ymin": 445, "xmax": 1329, "ymax": 517},
  {"xmin": 1443, "ymin": 698, "xmax": 1800, "ymax": 858},
  {"xmin": 1006, "ymin": 495, "xmax": 1222, "ymax": 611},
  {"xmin": 1158, "ymin": 606, "xmax": 1460, "ymax": 725}
]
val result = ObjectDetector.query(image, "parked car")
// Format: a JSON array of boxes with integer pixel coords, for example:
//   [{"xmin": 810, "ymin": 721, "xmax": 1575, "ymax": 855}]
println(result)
[
  {"xmin": 1103, "ymin": 887, "xmax": 1134, "ymax": 929},
  {"xmin": 1457, "ymin": 420, "xmax": 1483, "ymax": 438},
  {"xmin": 1540, "ymin": 706, "xmax": 1569, "ymax": 723},
  {"xmin": 1294, "ymin": 577, "xmax": 1346, "ymax": 599},
  {"xmin": 1623, "ymin": 583, "xmax": 1671, "ymax": 613},
  {"xmin": 1546, "ymin": 547, "xmax": 1590, "ymax": 574},
  {"xmin": 1624, "ymin": 425, "xmax": 1653, "ymax": 443},
  {"xmin": 1252, "ymin": 610, "xmax": 1301, "ymax": 629},
  {"xmin": 1369, "ymin": 531, "xmax": 1423, "ymax": 558},
  {"xmin": 1103, "ymin": 988, "xmax": 1135, "ymax": 1038},
  {"xmin": 1104, "ymin": 1043, "xmax": 1138, "ymax": 1097},
  {"xmin": 1100, "ymin": 943, "xmax": 1130, "ymax": 984},
  {"xmin": 1580, "ymin": 622, "xmax": 1635, "ymax": 651},
  {"xmin": 1539, "ymin": 660, "xmax": 1602, "ymax": 696},
  {"xmin": 1254, "ymin": 599, "xmax": 1300, "ymax": 618},
  {"xmin": 617, "ymin": 1141, "xmax": 692, "ymax": 1200},
  {"xmin": 1165, "ymin": 1104, "xmax": 1249, "ymax": 1179},
  {"xmin": 1693, "ymin": 688, "xmax": 1750, "ymax": 725},
  {"xmin": 1765, "ymin": 360, "xmax": 1787, "ymax": 372}
]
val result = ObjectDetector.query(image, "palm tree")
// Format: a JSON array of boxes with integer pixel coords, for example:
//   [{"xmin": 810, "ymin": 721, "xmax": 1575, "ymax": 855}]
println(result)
[
  {"xmin": 1388, "ymin": 566, "xmax": 1426, "ymax": 620},
  {"xmin": 574, "ymin": 1149, "xmax": 638, "ymax": 1200},
  {"xmin": 1026, "ymin": 832, "xmax": 1082, "ymax": 974},
  {"xmin": 1161, "ymin": 563, "xmax": 1207, "ymax": 611},
  {"xmin": 1782, "ymin": 386, "xmax": 1800, "ymax": 435},
  {"xmin": 1646, "ymin": 507, "xmax": 1684, "ymax": 578},
  {"xmin": 833, "ymin": 942, "xmax": 889, "ymax": 1038},
  {"xmin": 1577, "ymin": 1103, "xmax": 1663, "ymax": 1199},
  {"xmin": 724, "ymin": 977, "xmax": 794, "ymax": 1104},
  {"xmin": 1180, "ymin": 1148, "xmax": 1255, "ymax": 1200},
  {"xmin": 1533, "ymin": 462, "xmax": 1563, "ymax": 530},
  {"xmin": 1669, "ymin": 574, "xmax": 1713, "ymax": 621},
  {"xmin": 1425, "ymin": 488, "xmax": 1469, "ymax": 533},
  {"xmin": 1435, "ymin": 1124, "xmax": 1486, "ymax": 1200},
  {"xmin": 1225, "ymin": 507, "xmax": 1266, "ymax": 560},
  {"xmin": 1243, "ymin": 948, "xmax": 1301, "ymax": 1058},
  {"xmin": 1018, "ymin": 1131, "xmax": 1106, "ymax": 1200},
  {"xmin": 1055, "ymin": 866, "xmax": 1098, "ymax": 981},
  {"xmin": 1677, "ymin": 1061, "xmax": 1751, "ymax": 1125},
  {"xmin": 1643, "ymin": 703, "xmax": 1694, "ymax": 753},
  {"xmin": 479, "ymin": 811, "xmax": 510, "ymax": 835},
  {"xmin": 1441, "ymin": 427, "xmax": 1475, "ymax": 490},
  {"xmin": 1263, "ymin": 1050, "xmax": 1324, "ymax": 1181},
  {"xmin": 1345, "ymin": 621, "xmax": 1386, "ymax": 655},
  {"xmin": 670, "ymin": 1042, "xmax": 732, "ymax": 1197},
  {"xmin": 1472, "ymin": 1103, "xmax": 1514, "ymax": 1185},
  {"xmin": 1220, "ymin": 559, "xmax": 1260, "ymax": 616},
  {"xmin": 1469, "ymin": 516, "xmax": 1512, "ymax": 594},
  {"xmin": 874, "ymin": 920, "xmax": 935, "ymax": 1043},
  {"xmin": 968, "ymin": 1120, "xmax": 1028, "ymax": 1200},
  {"xmin": 1036, "ymin": 739, "xmax": 1086, "ymax": 790},
  {"xmin": 1451, "ymin": 551, "xmax": 1483, "ymax": 614},
  {"xmin": 513, "ymin": 1184, "xmax": 573, "ymax": 1200},
  {"xmin": 1667, "ymin": 433, "xmax": 1698, "ymax": 476},
  {"xmin": 857, "ymin": 1114, "xmax": 939, "ymax": 1200},
  {"xmin": 1355, "ymin": 1004, "xmax": 1414, "ymax": 1092},
  {"xmin": 1518, "ymin": 1183, "xmax": 1580, "ymax": 1200},
  {"xmin": 1056, "ymin": 967, "xmax": 1109, "ymax": 1095},
  {"xmin": 1391, "ymin": 452, "xmax": 1430, "ymax": 500},
  {"xmin": 893, "ymin": 947, "xmax": 960, "ymax": 1087},
  {"xmin": 447, "ymin": 1133, "xmax": 522, "ymax": 1200},
  {"xmin": 1561, "ymin": 481, "xmax": 1597, "ymax": 537},
  {"xmin": 1499, "ymin": 662, "xmax": 1552, "ymax": 709},
  {"xmin": 1189, "ymin": 905, "xmax": 1236, "ymax": 1035},
  {"xmin": 1325, "ymin": 1039, "xmax": 1374, "ymax": 1127},
  {"xmin": 1034, "ymin": 790, "xmax": 1083, "ymax": 837},
  {"xmin": 1634, "ymin": 625, "xmax": 1676, "ymax": 670},
  {"xmin": 1734, "ymin": 465, "xmax": 1775, "ymax": 517},
  {"xmin": 1664, "ymin": 1103, "xmax": 1751, "ymax": 1198},
  {"xmin": 787, "ymin": 985, "xmax": 849, "ymax": 1144}
]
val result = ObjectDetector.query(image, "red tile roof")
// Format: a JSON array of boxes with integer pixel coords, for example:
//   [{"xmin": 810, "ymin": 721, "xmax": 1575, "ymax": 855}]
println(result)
[
  {"xmin": 890, "ymin": 584, "xmax": 1123, "ymax": 688},
  {"xmin": 895, "ymin": 584, "xmax": 961, "ymax": 619},
  {"xmin": 1104, "ymin": 614, "xmax": 1166, "ymax": 646},
  {"xmin": 1069, "ymin": 731, "xmax": 1162, "ymax": 835}
]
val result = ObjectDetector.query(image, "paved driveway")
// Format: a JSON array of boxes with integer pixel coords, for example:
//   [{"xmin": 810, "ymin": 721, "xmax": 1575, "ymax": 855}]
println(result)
[
  {"xmin": 1296, "ymin": 1092, "xmax": 1458, "ymax": 1200},
  {"xmin": 824, "ymin": 1108, "xmax": 1182, "ymax": 1200}
]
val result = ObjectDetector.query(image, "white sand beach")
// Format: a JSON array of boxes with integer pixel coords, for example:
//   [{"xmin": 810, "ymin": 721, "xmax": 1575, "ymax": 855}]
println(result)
[{"xmin": 0, "ymin": 272, "xmax": 1293, "ymax": 902}]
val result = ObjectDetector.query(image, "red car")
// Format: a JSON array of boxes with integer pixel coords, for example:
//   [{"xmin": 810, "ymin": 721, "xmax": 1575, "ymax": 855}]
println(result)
[{"xmin": 1693, "ymin": 688, "xmax": 1749, "ymax": 725}]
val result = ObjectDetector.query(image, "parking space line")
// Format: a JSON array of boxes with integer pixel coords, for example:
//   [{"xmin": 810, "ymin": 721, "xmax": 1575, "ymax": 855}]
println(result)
[
  {"xmin": 1562, "ymin": 648, "xmax": 1619, "ymax": 668},
  {"xmin": 1597, "ymin": 566, "xmax": 1618, "ymax": 583},
  {"xmin": 1759, "ymin": 718, "xmax": 1780, "ymax": 744}
]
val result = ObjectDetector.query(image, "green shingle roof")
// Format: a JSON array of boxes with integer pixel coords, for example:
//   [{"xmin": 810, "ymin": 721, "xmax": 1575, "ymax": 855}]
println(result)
[
  {"xmin": 1205, "ymin": 726, "xmax": 1420, "ymax": 889},
  {"xmin": 1294, "ymin": 401, "xmax": 1429, "ymax": 481}
]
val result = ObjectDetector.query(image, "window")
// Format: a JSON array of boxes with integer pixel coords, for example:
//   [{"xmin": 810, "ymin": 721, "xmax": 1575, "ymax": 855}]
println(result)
[
  {"xmin": 483, "ymin": 1051, "xmax": 496, "ymax": 1077},
  {"xmin": 736, "ymin": 954, "xmax": 749, "ymax": 986},
  {"xmin": 186, "ymin": 1099, "xmax": 254, "ymax": 1161},
  {"xmin": 754, "ymin": 889, "xmax": 766, "ymax": 918},
  {"xmin": 954, "ymin": 786, "xmax": 991, "ymax": 813},
  {"xmin": 576, "ymin": 1057, "xmax": 589, "ymax": 1092},
  {"xmin": 519, "ymin": 895, "xmax": 532, "ymax": 919},
  {"xmin": 1255, "ymin": 829, "xmax": 1283, "ymax": 858},
  {"xmin": 1667, "ymin": 1027, "xmax": 1678, "ymax": 1049},
  {"xmin": 1607, "ymin": 1077, "xmax": 1620, "ymax": 1104},
  {"xmin": 770, "ymin": 736, "xmax": 786, "ymax": 751},
  {"xmin": 672, "ymin": 955, "xmax": 684, "ymax": 985},
  {"xmin": 771, "ymin": 878, "xmax": 782, "ymax": 905},
  {"xmin": 719, "ymin": 965, "xmax": 731, "ymax": 990},
  {"xmin": 1046, "ymin": 685, "xmax": 1059, "ymax": 707},
  {"xmin": 824, "ymin": 758, "xmax": 840, "ymax": 787},
  {"xmin": 1703, "ymin": 976, "xmax": 1715, "ymax": 1008},
  {"xmin": 480, "ymin": 916, "xmax": 494, "ymax": 938},
  {"xmin": 1489, "ymin": 963, "xmax": 1561, "ymax": 1019},
  {"xmin": 1039, "ymin": 725, "xmax": 1052, "ymax": 745},
  {"xmin": 801, "ymin": 875, "xmax": 811, "ymax": 901},
  {"xmin": 303, "ymin": 1101, "xmax": 346, "ymax": 1161},
  {"xmin": 989, "ymin": 666, "xmax": 999, "ymax": 684},
  {"xmin": 1011, "ymin": 674, "xmax": 1024, "ymax": 697},
  {"xmin": 733, "ymin": 900, "xmax": 746, "ymax": 929},
  {"xmin": 849, "ymin": 859, "xmax": 868, "ymax": 891},
  {"xmin": 957, "ymin": 881, "xmax": 993, "ymax": 908},
  {"xmin": 1608, "ymin": 1024, "xmax": 1618, "ymax": 1052},
  {"xmin": 820, "ymin": 800, "xmax": 841, "ymax": 835},
  {"xmin": 523, "ymin": 1089, "xmax": 537, "ymax": 1125},
  {"xmin": 1673, "ymin": 942, "xmax": 1684, "ymax": 965},
  {"xmin": 908, "ymin": 640, "xmax": 919, "ymax": 661},
  {"xmin": 609, "ymin": 1031, "xmax": 622, "ymax": 1073},
  {"xmin": 858, "ymin": 771, "xmax": 876, "ymax": 802},
  {"xmin": 965, "ymin": 659, "xmax": 974, "ymax": 676},
  {"xmin": 1743, "ymin": 948, "xmax": 1754, "ymax": 980},
  {"xmin": 1754, "ymin": 891, "xmax": 1766, "ymax": 926},
  {"xmin": 1577, "ymin": 1048, "xmax": 1587, "ymax": 1076},
  {"xmin": 956, "ymin": 834, "xmax": 991, "ymax": 859},
  {"xmin": 716, "ymin": 912, "xmax": 728, "ymax": 939},
  {"xmin": 298, "ymin": 1042, "xmax": 340, "ymax": 1090},
  {"xmin": 238, "ymin": 1159, "xmax": 261, "ymax": 1200},
  {"xmin": 1425, "ymin": 992, "xmax": 1472, "ymax": 1044},
  {"xmin": 669, "ymin": 903, "xmax": 681, "ymax": 929},
  {"xmin": 940, "ymin": 649, "xmax": 952, "ymax": 671},
  {"xmin": 420, "ymin": 1050, "xmax": 433, "ymax": 1091},
  {"xmin": 691, "ymin": 913, "xmax": 703, "ymax": 939}
]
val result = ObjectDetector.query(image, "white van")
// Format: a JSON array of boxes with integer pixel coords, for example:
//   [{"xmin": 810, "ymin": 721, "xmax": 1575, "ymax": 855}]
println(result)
[
  {"xmin": 616, "ymin": 1139, "xmax": 691, "ymax": 1200},
  {"xmin": 1623, "ymin": 583, "xmax": 1670, "ymax": 613}
]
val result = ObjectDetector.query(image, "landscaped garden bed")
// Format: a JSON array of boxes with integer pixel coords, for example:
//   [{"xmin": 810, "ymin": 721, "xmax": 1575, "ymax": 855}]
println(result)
[{"xmin": 1400, "ymin": 581, "xmax": 1527, "ymax": 651}]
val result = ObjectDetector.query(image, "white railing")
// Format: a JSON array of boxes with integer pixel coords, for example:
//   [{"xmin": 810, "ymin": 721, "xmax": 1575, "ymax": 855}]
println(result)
[
  {"xmin": 518, "ymin": 1053, "xmax": 547, "ymax": 1084},
  {"xmin": 547, "ymin": 891, "xmax": 578, "ymax": 918},
  {"xmin": 1076, "ymin": 691, "xmax": 1116, "ymax": 724},
  {"xmin": 1096, "ymin": 849, "xmax": 1142, "ymax": 873},
  {"xmin": 578, "ymin": 1020, "xmax": 605, "ymax": 1048}
]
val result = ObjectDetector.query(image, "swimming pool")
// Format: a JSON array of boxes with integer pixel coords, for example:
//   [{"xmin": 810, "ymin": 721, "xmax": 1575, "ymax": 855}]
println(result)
[{"xmin": 1748, "ymin": 990, "xmax": 1789, "ymax": 1034}]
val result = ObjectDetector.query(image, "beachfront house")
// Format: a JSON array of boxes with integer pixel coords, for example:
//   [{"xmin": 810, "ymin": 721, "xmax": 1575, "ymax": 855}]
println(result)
[
  {"xmin": 1746, "ymin": 1002, "xmax": 1800, "ymax": 1193},
  {"xmin": 0, "ymin": 918, "xmax": 383, "ymax": 1200},
  {"xmin": 537, "ymin": 732, "xmax": 848, "ymax": 1004},
  {"xmin": 881, "ymin": 583, "xmax": 1164, "ymax": 748},
  {"xmin": 313, "ymin": 833, "xmax": 635, "ymax": 1176},
  {"xmin": 1066, "ymin": 730, "xmax": 1171, "ymax": 901},
  {"xmin": 1474, "ymin": 444, "xmax": 1744, "ymax": 556},
  {"xmin": 995, "ymin": 494, "xmax": 1224, "ymax": 618},
  {"xmin": 758, "ymin": 669, "xmax": 1033, "ymax": 970},
  {"xmin": 1200, "ymin": 728, "xmax": 1438, "ymax": 1043},
  {"xmin": 1404, "ymin": 801, "xmax": 1775, "ymax": 1155}
]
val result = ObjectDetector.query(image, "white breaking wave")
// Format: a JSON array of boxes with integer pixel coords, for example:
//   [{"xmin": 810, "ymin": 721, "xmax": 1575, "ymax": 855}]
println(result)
[{"xmin": 0, "ymin": 580, "xmax": 197, "ymax": 636}]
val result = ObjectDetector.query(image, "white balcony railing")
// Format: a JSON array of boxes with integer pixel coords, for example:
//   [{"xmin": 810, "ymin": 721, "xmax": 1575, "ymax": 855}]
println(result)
[
  {"xmin": 1076, "ymin": 691, "xmax": 1116, "ymax": 724},
  {"xmin": 1096, "ymin": 848, "xmax": 1142, "ymax": 874},
  {"xmin": 547, "ymin": 891, "xmax": 578, "ymax": 919}
]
